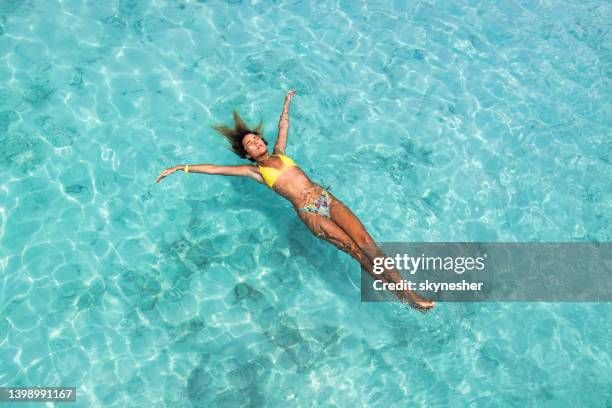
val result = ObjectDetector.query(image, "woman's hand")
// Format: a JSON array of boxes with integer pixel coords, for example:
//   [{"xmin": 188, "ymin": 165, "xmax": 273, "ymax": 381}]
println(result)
[
  {"xmin": 156, "ymin": 165, "xmax": 182, "ymax": 183},
  {"xmin": 285, "ymin": 89, "xmax": 296, "ymax": 102}
]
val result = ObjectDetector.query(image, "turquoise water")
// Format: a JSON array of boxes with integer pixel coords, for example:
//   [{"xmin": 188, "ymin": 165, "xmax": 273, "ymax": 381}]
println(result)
[{"xmin": 0, "ymin": 0, "xmax": 610, "ymax": 406}]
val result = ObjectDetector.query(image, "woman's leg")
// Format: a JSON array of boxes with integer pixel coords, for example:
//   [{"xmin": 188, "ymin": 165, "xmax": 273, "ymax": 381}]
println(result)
[
  {"xmin": 327, "ymin": 193, "xmax": 435, "ymax": 310},
  {"xmin": 295, "ymin": 210, "xmax": 396, "ymax": 289},
  {"xmin": 326, "ymin": 192, "xmax": 386, "ymax": 260},
  {"xmin": 296, "ymin": 209, "xmax": 431, "ymax": 311}
]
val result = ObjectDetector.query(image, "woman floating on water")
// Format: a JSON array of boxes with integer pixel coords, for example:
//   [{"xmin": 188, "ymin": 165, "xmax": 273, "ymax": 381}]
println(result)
[{"xmin": 156, "ymin": 90, "xmax": 435, "ymax": 312}]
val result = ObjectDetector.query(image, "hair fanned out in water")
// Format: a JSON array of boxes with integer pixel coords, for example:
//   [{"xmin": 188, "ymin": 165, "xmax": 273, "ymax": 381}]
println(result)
[{"xmin": 210, "ymin": 109, "xmax": 267, "ymax": 162}]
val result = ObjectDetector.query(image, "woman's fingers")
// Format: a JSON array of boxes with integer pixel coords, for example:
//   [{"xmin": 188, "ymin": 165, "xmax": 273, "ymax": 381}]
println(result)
[{"xmin": 156, "ymin": 168, "xmax": 175, "ymax": 183}]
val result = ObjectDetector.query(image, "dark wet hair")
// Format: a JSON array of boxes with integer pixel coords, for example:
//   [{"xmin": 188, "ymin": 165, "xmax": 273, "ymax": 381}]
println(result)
[{"xmin": 210, "ymin": 109, "xmax": 267, "ymax": 162}]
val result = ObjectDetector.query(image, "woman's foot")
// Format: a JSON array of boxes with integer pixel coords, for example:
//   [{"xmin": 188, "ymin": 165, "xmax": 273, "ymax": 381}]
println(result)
[
  {"xmin": 413, "ymin": 299, "xmax": 436, "ymax": 312},
  {"xmin": 399, "ymin": 291, "xmax": 436, "ymax": 313}
]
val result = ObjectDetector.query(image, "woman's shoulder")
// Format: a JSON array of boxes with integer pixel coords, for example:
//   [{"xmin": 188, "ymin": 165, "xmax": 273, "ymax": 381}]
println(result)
[
  {"xmin": 278, "ymin": 153, "xmax": 296, "ymax": 164},
  {"xmin": 273, "ymin": 151, "xmax": 293, "ymax": 160}
]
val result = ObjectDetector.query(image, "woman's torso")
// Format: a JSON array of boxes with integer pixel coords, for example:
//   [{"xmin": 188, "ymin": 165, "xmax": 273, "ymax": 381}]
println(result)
[{"xmin": 256, "ymin": 154, "xmax": 320, "ymax": 209}]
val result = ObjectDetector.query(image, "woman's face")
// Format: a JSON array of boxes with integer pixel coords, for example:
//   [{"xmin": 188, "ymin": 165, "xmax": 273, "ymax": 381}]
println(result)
[{"xmin": 242, "ymin": 134, "xmax": 267, "ymax": 158}]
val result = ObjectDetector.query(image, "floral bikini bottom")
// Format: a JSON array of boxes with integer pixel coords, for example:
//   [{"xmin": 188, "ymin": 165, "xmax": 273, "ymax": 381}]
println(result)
[{"xmin": 298, "ymin": 189, "xmax": 332, "ymax": 218}]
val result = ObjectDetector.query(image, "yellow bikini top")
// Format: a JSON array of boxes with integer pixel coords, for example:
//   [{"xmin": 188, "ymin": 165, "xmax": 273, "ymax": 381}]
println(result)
[{"xmin": 258, "ymin": 154, "xmax": 297, "ymax": 188}]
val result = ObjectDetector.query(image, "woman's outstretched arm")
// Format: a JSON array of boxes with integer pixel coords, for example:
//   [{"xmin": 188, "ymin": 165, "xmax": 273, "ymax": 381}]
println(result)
[
  {"xmin": 273, "ymin": 90, "xmax": 296, "ymax": 154},
  {"xmin": 156, "ymin": 164, "xmax": 264, "ymax": 184}
]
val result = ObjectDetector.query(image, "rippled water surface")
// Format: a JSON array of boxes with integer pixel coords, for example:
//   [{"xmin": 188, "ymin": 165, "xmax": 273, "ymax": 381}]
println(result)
[{"xmin": 1, "ymin": 0, "xmax": 610, "ymax": 406}]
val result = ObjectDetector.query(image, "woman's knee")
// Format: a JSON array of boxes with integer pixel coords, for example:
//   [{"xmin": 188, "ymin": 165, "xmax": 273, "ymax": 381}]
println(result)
[
  {"xmin": 329, "ymin": 198, "xmax": 375, "ymax": 248},
  {"xmin": 337, "ymin": 237, "xmax": 361, "ymax": 254},
  {"xmin": 316, "ymin": 228, "xmax": 358, "ymax": 252},
  {"xmin": 355, "ymin": 233, "xmax": 376, "ymax": 252},
  {"xmin": 331, "ymin": 237, "xmax": 369, "ymax": 264}
]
